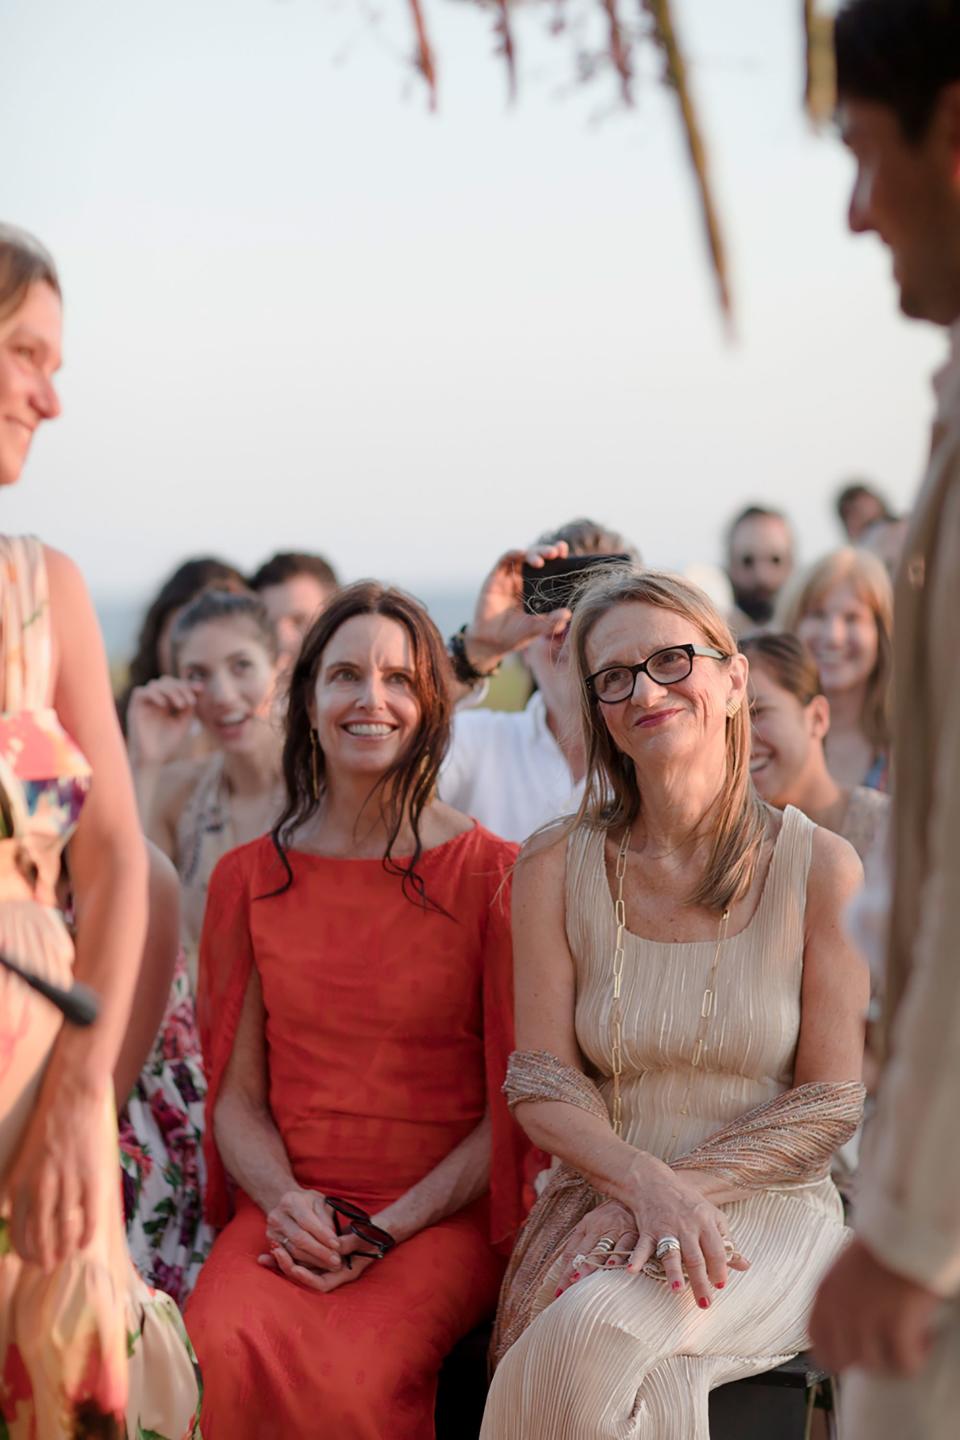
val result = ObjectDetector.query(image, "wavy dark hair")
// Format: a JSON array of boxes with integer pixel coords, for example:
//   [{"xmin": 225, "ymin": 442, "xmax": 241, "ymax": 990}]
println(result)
[
  {"xmin": 268, "ymin": 581, "xmax": 454, "ymax": 907},
  {"xmin": 117, "ymin": 557, "xmax": 250, "ymax": 730}
]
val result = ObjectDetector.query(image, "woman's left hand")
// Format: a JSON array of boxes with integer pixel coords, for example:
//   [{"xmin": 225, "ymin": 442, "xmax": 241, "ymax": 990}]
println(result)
[
  {"xmin": 556, "ymin": 1199, "xmax": 638, "ymax": 1296},
  {"xmin": 257, "ymin": 1231, "xmax": 379, "ymax": 1293}
]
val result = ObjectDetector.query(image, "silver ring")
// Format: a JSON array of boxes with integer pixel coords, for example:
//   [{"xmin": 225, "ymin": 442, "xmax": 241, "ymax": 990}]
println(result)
[
  {"xmin": 655, "ymin": 1235, "xmax": 681, "ymax": 1260},
  {"xmin": 594, "ymin": 1237, "xmax": 615, "ymax": 1255},
  {"xmin": 572, "ymin": 1252, "xmax": 589, "ymax": 1270},
  {"xmin": 277, "ymin": 1235, "xmax": 293, "ymax": 1253}
]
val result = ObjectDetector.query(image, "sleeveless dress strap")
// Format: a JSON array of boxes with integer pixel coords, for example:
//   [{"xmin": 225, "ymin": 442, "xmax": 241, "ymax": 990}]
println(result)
[
  {"xmin": 751, "ymin": 805, "xmax": 815, "ymax": 970},
  {"xmin": 564, "ymin": 824, "xmax": 610, "ymax": 962},
  {"xmin": 0, "ymin": 536, "xmax": 52, "ymax": 713}
]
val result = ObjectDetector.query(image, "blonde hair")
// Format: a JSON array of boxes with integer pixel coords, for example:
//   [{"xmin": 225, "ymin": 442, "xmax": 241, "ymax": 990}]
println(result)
[
  {"xmin": 567, "ymin": 568, "xmax": 767, "ymax": 913},
  {"xmin": 776, "ymin": 547, "xmax": 893, "ymax": 755},
  {"xmin": 0, "ymin": 225, "xmax": 60, "ymax": 325}
]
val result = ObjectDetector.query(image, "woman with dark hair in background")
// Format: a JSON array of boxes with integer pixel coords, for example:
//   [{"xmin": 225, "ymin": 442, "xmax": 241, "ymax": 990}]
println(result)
[
  {"xmin": 742, "ymin": 632, "xmax": 889, "ymax": 863},
  {"xmin": 185, "ymin": 581, "xmax": 529, "ymax": 1440},
  {"xmin": 128, "ymin": 589, "xmax": 285, "ymax": 985},
  {"xmin": 0, "ymin": 224, "xmax": 199, "ymax": 1437},
  {"xmin": 116, "ymin": 555, "xmax": 248, "ymax": 735}
]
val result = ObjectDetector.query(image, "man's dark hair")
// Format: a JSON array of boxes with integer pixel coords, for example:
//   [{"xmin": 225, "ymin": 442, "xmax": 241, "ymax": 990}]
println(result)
[
  {"xmin": 249, "ymin": 550, "xmax": 339, "ymax": 593},
  {"xmin": 835, "ymin": 479, "xmax": 892, "ymax": 524},
  {"xmin": 836, "ymin": 0, "xmax": 960, "ymax": 142},
  {"xmin": 726, "ymin": 505, "xmax": 790, "ymax": 551},
  {"xmin": 537, "ymin": 517, "xmax": 641, "ymax": 565}
]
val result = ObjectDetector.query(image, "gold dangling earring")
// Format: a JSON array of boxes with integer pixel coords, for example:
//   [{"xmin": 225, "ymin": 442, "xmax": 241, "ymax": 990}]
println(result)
[
  {"xmin": 309, "ymin": 728, "xmax": 320, "ymax": 800},
  {"xmin": 726, "ymin": 697, "xmax": 742, "ymax": 718}
]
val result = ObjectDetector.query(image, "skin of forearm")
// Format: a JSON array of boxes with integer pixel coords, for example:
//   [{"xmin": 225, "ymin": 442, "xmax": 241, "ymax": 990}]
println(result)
[
  {"xmin": 372, "ymin": 1115, "xmax": 492, "ymax": 1245},
  {"xmin": 215, "ymin": 1091, "xmax": 299, "ymax": 1215},
  {"xmin": 513, "ymin": 1099, "xmax": 673, "ymax": 1207},
  {"xmin": 52, "ymin": 846, "xmax": 148, "ymax": 1094}
]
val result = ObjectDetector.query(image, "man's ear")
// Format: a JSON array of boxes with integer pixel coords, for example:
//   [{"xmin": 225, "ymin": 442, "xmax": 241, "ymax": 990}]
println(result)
[{"xmin": 808, "ymin": 694, "xmax": 831, "ymax": 743}]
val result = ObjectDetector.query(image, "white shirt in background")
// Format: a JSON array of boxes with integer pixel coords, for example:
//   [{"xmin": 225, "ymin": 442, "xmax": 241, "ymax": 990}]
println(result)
[{"xmin": 439, "ymin": 690, "xmax": 584, "ymax": 844}]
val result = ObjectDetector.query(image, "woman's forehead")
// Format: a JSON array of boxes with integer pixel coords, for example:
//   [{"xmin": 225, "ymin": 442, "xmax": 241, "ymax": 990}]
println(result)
[
  {"xmin": 585, "ymin": 601, "xmax": 706, "ymax": 666},
  {"xmin": 178, "ymin": 617, "xmax": 267, "ymax": 663},
  {"xmin": 322, "ymin": 612, "xmax": 412, "ymax": 663},
  {"xmin": 807, "ymin": 577, "xmax": 870, "ymax": 613}
]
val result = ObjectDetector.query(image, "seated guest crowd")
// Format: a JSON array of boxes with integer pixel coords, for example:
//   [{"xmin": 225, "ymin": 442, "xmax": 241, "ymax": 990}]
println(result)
[{"xmin": 0, "ymin": 215, "xmax": 902, "ymax": 1440}]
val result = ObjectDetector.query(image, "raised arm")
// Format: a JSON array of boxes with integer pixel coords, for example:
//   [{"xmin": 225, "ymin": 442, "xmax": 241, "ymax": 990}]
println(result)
[{"xmin": 9, "ymin": 547, "xmax": 148, "ymax": 1269}]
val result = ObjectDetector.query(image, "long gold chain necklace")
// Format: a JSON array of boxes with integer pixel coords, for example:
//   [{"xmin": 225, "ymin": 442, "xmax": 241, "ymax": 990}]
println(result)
[{"xmin": 610, "ymin": 828, "xmax": 730, "ymax": 1159}]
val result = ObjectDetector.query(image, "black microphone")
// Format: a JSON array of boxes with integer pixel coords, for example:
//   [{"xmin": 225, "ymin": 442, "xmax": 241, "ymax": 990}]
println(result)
[{"xmin": 0, "ymin": 951, "xmax": 100, "ymax": 1027}]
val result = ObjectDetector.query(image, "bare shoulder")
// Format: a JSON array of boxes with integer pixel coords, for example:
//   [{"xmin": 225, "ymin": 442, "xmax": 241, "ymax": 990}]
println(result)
[
  {"xmin": 513, "ymin": 818, "xmax": 571, "ymax": 901},
  {"xmin": 806, "ymin": 824, "xmax": 864, "ymax": 930},
  {"xmin": 424, "ymin": 799, "xmax": 480, "ymax": 844},
  {"xmin": 43, "ymin": 544, "xmax": 88, "ymax": 599}
]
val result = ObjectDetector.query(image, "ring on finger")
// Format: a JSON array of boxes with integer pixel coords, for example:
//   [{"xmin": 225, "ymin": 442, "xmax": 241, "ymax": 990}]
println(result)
[
  {"xmin": 572, "ymin": 1252, "xmax": 589, "ymax": 1270},
  {"xmin": 655, "ymin": 1235, "xmax": 682, "ymax": 1261},
  {"xmin": 594, "ymin": 1237, "xmax": 616, "ymax": 1255}
]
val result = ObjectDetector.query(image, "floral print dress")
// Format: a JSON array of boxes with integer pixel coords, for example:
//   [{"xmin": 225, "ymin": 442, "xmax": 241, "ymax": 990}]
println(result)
[
  {"xmin": 119, "ymin": 952, "xmax": 214, "ymax": 1307},
  {"xmin": 0, "ymin": 536, "xmax": 201, "ymax": 1439}
]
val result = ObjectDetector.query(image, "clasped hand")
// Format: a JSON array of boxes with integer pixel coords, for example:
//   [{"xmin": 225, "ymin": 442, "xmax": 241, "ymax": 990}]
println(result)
[
  {"xmin": 558, "ymin": 1160, "xmax": 749, "ymax": 1310},
  {"xmin": 257, "ymin": 1188, "xmax": 376, "ymax": 1294}
]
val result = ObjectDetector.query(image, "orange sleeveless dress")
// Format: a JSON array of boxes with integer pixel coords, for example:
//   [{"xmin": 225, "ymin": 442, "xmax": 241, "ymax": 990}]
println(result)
[{"xmin": 186, "ymin": 825, "xmax": 531, "ymax": 1440}]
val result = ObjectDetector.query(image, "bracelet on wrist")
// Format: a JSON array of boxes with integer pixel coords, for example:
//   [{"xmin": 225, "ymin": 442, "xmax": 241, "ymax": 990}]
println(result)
[{"xmin": 447, "ymin": 625, "xmax": 501, "ymax": 686}]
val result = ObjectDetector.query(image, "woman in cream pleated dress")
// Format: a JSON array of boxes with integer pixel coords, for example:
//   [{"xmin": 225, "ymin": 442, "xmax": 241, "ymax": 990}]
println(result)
[{"xmin": 481, "ymin": 569, "xmax": 868, "ymax": 1440}]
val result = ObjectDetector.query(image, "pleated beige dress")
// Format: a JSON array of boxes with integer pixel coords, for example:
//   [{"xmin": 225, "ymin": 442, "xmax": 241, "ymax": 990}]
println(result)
[{"xmin": 481, "ymin": 805, "xmax": 849, "ymax": 1440}]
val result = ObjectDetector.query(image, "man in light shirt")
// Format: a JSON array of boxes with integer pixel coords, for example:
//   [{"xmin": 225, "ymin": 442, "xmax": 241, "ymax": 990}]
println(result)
[{"xmin": 439, "ymin": 519, "xmax": 639, "ymax": 843}]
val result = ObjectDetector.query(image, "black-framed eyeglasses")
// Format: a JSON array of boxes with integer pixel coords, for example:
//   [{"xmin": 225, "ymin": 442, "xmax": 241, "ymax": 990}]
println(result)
[
  {"xmin": 326, "ymin": 1195, "xmax": 396, "ymax": 1269},
  {"xmin": 585, "ymin": 644, "xmax": 728, "ymax": 705}
]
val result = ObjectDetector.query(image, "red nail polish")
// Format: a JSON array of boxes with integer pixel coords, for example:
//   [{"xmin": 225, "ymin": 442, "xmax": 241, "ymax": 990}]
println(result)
[
  {"xmin": 571, "ymin": 1271, "xmax": 580, "ymax": 1282},
  {"xmin": 555, "ymin": 1288, "xmax": 563, "ymax": 1298},
  {"xmin": 715, "ymin": 1281, "xmax": 725, "ymax": 1290},
  {"xmin": 698, "ymin": 1297, "xmax": 710, "ymax": 1309},
  {"xmin": 672, "ymin": 1280, "xmax": 682, "ymax": 1291}
]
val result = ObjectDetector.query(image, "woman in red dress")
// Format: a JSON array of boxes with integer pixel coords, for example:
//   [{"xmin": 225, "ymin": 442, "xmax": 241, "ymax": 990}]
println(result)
[{"xmin": 185, "ymin": 581, "xmax": 530, "ymax": 1440}]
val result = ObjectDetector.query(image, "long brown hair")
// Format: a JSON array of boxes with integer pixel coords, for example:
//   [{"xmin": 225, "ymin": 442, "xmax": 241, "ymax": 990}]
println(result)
[
  {"xmin": 0, "ymin": 225, "xmax": 60, "ymax": 324},
  {"xmin": 569, "ymin": 569, "xmax": 767, "ymax": 913},
  {"xmin": 776, "ymin": 547, "xmax": 893, "ymax": 755},
  {"xmin": 268, "ymin": 581, "xmax": 453, "ymax": 907}
]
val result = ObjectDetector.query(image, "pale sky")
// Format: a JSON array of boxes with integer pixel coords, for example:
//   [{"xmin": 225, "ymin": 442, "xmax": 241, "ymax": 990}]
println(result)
[{"xmin": 2, "ymin": 0, "xmax": 947, "ymax": 608}]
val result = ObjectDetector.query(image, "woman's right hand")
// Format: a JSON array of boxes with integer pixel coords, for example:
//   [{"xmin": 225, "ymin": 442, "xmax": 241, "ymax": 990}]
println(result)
[
  {"xmin": 126, "ymin": 676, "xmax": 197, "ymax": 766},
  {"xmin": 263, "ymin": 1188, "xmax": 342, "ymax": 1272},
  {"xmin": 623, "ymin": 1154, "xmax": 750, "ymax": 1308}
]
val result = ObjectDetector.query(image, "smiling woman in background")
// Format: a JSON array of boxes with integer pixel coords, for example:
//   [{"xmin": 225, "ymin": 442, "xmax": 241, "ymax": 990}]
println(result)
[
  {"xmin": 127, "ymin": 589, "xmax": 285, "ymax": 986},
  {"xmin": 742, "ymin": 632, "xmax": 890, "ymax": 864},
  {"xmin": 777, "ymin": 548, "xmax": 893, "ymax": 791}
]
